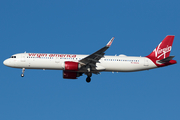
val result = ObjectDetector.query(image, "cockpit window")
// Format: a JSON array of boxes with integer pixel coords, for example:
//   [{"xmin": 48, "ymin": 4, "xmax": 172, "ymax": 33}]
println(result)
[{"xmin": 11, "ymin": 56, "xmax": 16, "ymax": 58}]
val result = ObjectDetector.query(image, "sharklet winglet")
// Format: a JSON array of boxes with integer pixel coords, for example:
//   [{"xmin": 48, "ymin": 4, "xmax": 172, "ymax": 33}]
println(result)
[{"xmin": 106, "ymin": 37, "xmax": 115, "ymax": 47}]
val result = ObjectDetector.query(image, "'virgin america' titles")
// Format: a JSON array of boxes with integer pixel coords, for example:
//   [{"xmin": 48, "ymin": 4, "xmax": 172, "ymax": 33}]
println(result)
[
  {"xmin": 153, "ymin": 42, "xmax": 171, "ymax": 59},
  {"xmin": 28, "ymin": 53, "xmax": 76, "ymax": 58}
]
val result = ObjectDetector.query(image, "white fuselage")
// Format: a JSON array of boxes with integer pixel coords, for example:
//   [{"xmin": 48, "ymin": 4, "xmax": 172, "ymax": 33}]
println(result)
[{"xmin": 3, "ymin": 53, "xmax": 157, "ymax": 72}]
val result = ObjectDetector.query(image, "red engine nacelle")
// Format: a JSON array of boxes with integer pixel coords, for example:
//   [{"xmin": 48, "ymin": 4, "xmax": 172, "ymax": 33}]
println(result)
[
  {"xmin": 63, "ymin": 71, "xmax": 83, "ymax": 79},
  {"xmin": 64, "ymin": 61, "xmax": 80, "ymax": 71},
  {"xmin": 63, "ymin": 71, "xmax": 78, "ymax": 79}
]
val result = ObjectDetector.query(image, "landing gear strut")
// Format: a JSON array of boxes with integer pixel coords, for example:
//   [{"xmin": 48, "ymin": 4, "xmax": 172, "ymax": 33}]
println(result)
[
  {"xmin": 21, "ymin": 68, "xmax": 25, "ymax": 77},
  {"xmin": 86, "ymin": 72, "xmax": 92, "ymax": 83}
]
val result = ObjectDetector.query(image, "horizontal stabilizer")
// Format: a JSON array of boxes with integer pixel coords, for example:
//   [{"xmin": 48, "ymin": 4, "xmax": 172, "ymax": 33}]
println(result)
[{"xmin": 157, "ymin": 56, "xmax": 175, "ymax": 63}]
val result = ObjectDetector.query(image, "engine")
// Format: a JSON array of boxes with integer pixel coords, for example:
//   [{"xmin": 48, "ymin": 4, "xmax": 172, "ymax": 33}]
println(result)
[
  {"xmin": 63, "ymin": 71, "xmax": 83, "ymax": 79},
  {"xmin": 63, "ymin": 61, "xmax": 80, "ymax": 71}
]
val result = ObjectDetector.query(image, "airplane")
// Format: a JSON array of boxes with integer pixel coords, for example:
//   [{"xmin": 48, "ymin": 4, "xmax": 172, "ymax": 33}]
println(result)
[{"xmin": 3, "ymin": 35, "xmax": 177, "ymax": 83}]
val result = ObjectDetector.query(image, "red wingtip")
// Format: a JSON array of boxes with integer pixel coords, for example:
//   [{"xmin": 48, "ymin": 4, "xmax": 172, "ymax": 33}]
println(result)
[{"xmin": 106, "ymin": 37, "xmax": 115, "ymax": 47}]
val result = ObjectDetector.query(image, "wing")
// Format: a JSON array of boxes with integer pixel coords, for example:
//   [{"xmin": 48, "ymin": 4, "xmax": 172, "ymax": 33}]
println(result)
[{"xmin": 79, "ymin": 37, "xmax": 114, "ymax": 67}]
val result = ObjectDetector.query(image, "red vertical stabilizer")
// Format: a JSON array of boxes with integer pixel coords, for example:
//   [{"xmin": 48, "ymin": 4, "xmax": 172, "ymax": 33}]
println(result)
[{"xmin": 146, "ymin": 35, "xmax": 177, "ymax": 67}]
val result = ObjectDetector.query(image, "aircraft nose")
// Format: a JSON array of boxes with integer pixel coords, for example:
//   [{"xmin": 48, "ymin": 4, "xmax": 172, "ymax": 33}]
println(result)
[{"xmin": 3, "ymin": 59, "xmax": 9, "ymax": 66}]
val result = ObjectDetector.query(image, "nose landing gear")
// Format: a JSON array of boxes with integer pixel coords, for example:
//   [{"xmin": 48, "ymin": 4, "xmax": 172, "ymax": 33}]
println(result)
[{"xmin": 21, "ymin": 68, "xmax": 25, "ymax": 77}]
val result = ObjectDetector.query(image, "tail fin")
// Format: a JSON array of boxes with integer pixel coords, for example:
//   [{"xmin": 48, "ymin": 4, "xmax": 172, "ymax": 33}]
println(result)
[
  {"xmin": 146, "ymin": 35, "xmax": 177, "ymax": 66},
  {"xmin": 147, "ymin": 35, "xmax": 174, "ymax": 60}
]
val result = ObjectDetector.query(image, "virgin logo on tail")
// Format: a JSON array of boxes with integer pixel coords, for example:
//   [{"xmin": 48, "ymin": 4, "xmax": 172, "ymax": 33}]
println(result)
[
  {"xmin": 153, "ymin": 42, "xmax": 172, "ymax": 59},
  {"xmin": 147, "ymin": 35, "xmax": 174, "ymax": 61}
]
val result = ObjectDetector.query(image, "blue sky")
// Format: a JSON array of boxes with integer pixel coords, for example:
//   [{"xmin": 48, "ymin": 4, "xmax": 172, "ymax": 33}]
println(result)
[{"xmin": 0, "ymin": 0, "xmax": 180, "ymax": 120}]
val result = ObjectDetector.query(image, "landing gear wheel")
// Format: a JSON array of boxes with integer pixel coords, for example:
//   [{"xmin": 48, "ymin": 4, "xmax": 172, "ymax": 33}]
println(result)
[
  {"xmin": 86, "ymin": 77, "xmax": 91, "ymax": 83},
  {"xmin": 21, "ymin": 68, "xmax": 25, "ymax": 77},
  {"xmin": 21, "ymin": 73, "xmax": 24, "ymax": 77}
]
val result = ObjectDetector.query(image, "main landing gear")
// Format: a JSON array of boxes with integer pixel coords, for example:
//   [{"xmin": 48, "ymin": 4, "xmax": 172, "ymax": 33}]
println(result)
[
  {"xmin": 86, "ymin": 72, "xmax": 92, "ymax": 83},
  {"xmin": 21, "ymin": 68, "xmax": 25, "ymax": 77},
  {"xmin": 86, "ymin": 76, "xmax": 91, "ymax": 83}
]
